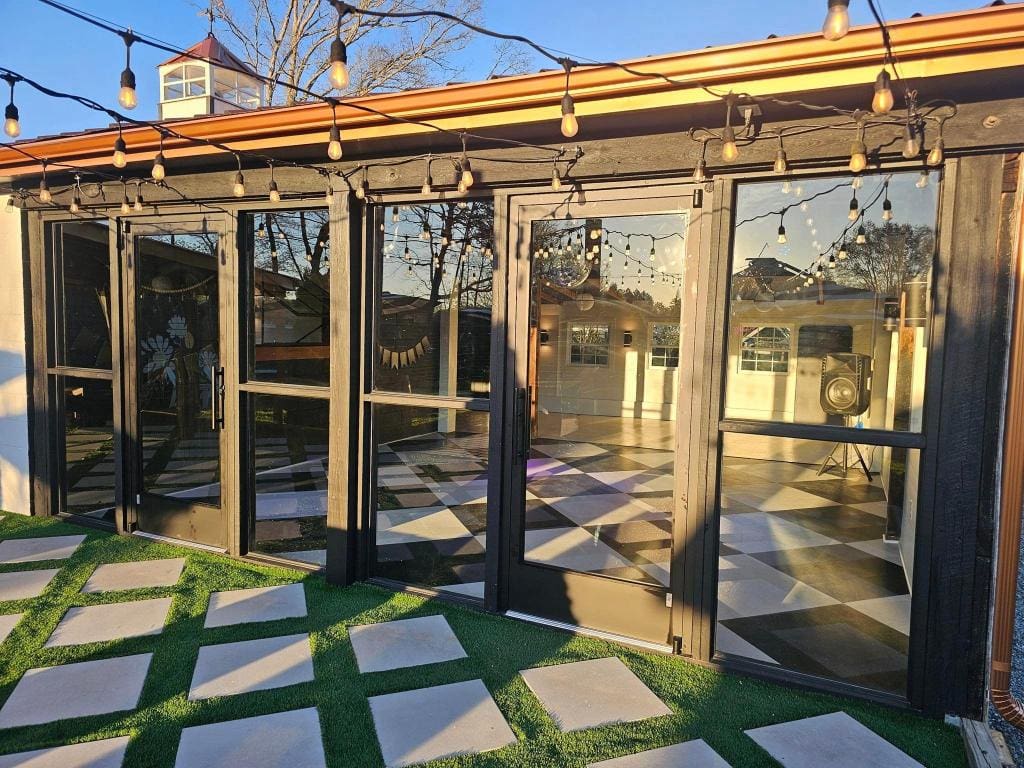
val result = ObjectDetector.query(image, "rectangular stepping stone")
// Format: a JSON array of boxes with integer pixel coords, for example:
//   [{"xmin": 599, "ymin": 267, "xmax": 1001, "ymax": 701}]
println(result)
[
  {"xmin": 0, "ymin": 653, "xmax": 152, "ymax": 729},
  {"xmin": 0, "ymin": 568, "xmax": 60, "ymax": 601},
  {"xmin": 0, "ymin": 614, "xmax": 21, "ymax": 644},
  {"xmin": 45, "ymin": 597, "xmax": 173, "ymax": 647},
  {"xmin": 82, "ymin": 558, "xmax": 186, "ymax": 593},
  {"xmin": 589, "ymin": 739, "xmax": 731, "ymax": 767},
  {"xmin": 0, "ymin": 735, "xmax": 130, "ymax": 768},
  {"xmin": 204, "ymin": 584, "xmax": 306, "ymax": 628},
  {"xmin": 745, "ymin": 711, "xmax": 923, "ymax": 768},
  {"xmin": 368, "ymin": 679, "xmax": 516, "ymax": 768},
  {"xmin": 0, "ymin": 535, "xmax": 86, "ymax": 564},
  {"xmin": 350, "ymin": 615, "xmax": 467, "ymax": 673},
  {"xmin": 520, "ymin": 657, "xmax": 672, "ymax": 732},
  {"xmin": 173, "ymin": 707, "xmax": 326, "ymax": 768},
  {"xmin": 189, "ymin": 633, "xmax": 315, "ymax": 700}
]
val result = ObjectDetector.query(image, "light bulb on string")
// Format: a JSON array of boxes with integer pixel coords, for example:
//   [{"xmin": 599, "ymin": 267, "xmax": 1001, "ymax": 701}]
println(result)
[
  {"xmin": 882, "ymin": 192, "xmax": 893, "ymax": 221},
  {"xmin": 257, "ymin": 217, "xmax": 266, "ymax": 238},
  {"xmin": 838, "ymin": 240, "xmax": 848, "ymax": 259},
  {"xmin": 112, "ymin": 129, "xmax": 127, "ymax": 169},
  {"xmin": 781, "ymin": 180, "xmax": 792, "ymax": 194},
  {"xmin": 849, "ymin": 119, "xmax": 867, "ymax": 173},
  {"xmin": 773, "ymin": 137, "xmax": 788, "ymax": 175},
  {"xmin": 848, "ymin": 194, "xmax": 859, "ymax": 221},
  {"xmin": 152, "ymin": 144, "xmax": 166, "ymax": 181},
  {"xmin": 777, "ymin": 225, "xmax": 787, "ymax": 245},
  {"xmin": 118, "ymin": 33, "xmax": 137, "ymax": 110},
  {"xmin": 902, "ymin": 121, "xmax": 921, "ymax": 159},
  {"xmin": 822, "ymin": 0, "xmax": 851, "ymax": 40},
  {"xmin": 69, "ymin": 177, "xmax": 82, "ymax": 214},
  {"xmin": 721, "ymin": 124, "xmax": 739, "ymax": 163},
  {"xmin": 325, "ymin": 181, "xmax": 334, "ymax": 206},
  {"xmin": 38, "ymin": 164, "xmax": 51, "ymax": 204},
  {"xmin": 421, "ymin": 155, "xmax": 433, "ymax": 195},
  {"xmin": 459, "ymin": 136, "xmax": 475, "ymax": 188},
  {"xmin": 559, "ymin": 60, "xmax": 579, "ymax": 138},
  {"xmin": 856, "ymin": 216, "xmax": 867, "ymax": 244},
  {"xmin": 328, "ymin": 14, "xmax": 350, "ymax": 90},
  {"xmin": 355, "ymin": 168, "xmax": 368, "ymax": 200},
  {"xmin": 916, "ymin": 170, "xmax": 930, "ymax": 189},
  {"xmin": 872, "ymin": 68, "xmax": 894, "ymax": 115},
  {"xmin": 327, "ymin": 122, "xmax": 343, "ymax": 161},
  {"xmin": 120, "ymin": 183, "xmax": 131, "ymax": 215},
  {"xmin": 927, "ymin": 135, "xmax": 945, "ymax": 167},
  {"xmin": 851, "ymin": 176, "xmax": 863, "ymax": 190},
  {"xmin": 268, "ymin": 163, "xmax": 281, "ymax": 203},
  {"xmin": 551, "ymin": 163, "xmax": 563, "ymax": 192},
  {"xmin": 3, "ymin": 76, "xmax": 20, "ymax": 138},
  {"xmin": 232, "ymin": 154, "xmax": 246, "ymax": 197},
  {"xmin": 133, "ymin": 183, "xmax": 144, "ymax": 212}
]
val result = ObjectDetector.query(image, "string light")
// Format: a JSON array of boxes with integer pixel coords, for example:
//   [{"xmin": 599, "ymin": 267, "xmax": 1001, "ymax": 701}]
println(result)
[
  {"xmin": 37, "ymin": 163, "xmax": 51, "ymax": 204},
  {"xmin": 927, "ymin": 120, "xmax": 946, "ymax": 166},
  {"xmin": 559, "ymin": 60, "xmax": 579, "ymax": 138},
  {"xmin": 355, "ymin": 167, "xmax": 368, "ymax": 200},
  {"xmin": 329, "ymin": 11, "xmax": 350, "ymax": 90},
  {"xmin": 838, "ymin": 240, "xmax": 848, "ymax": 259},
  {"xmin": 721, "ymin": 124, "xmax": 739, "ymax": 163},
  {"xmin": 856, "ymin": 214, "xmax": 867, "ymax": 243},
  {"xmin": 69, "ymin": 176, "xmax": 82, "ymax": 214},
  {"xmin": 828, "ymin": 252, "xmax": 837, "ymax": 268},
  {"xmin": 112, "ymin": 126, "xmax": 127, "ymax": 169},
  {"xmin": 325, "ymin": 179, "xmax": 335, "ymax": 206},
  {"xmin": 268, "ymin": 163, "xmax": 281, "ymax": 203},
  {"xmin": 120, "ymin": 182, "xmax": 131, "ymax": 215},
  {"xmin": 916, "ymin": 169, "xmax": 930, "ymax": 189},
  {"xmin": 4, "ymin": 193, "xmax": 14, "ymax": 214},
  {"xmin": 118, "ymin": 32, "xmax": 137, "ymax": 110},
  {"xmin": 327, "ymin": 102, "xmax": 343, "ymax": 160},
  {"xmin": 872, "ymin": 68, "xmax": 894, "ymax": 115},
  {"xmin": 133, "ymin": 181, "xmax": 144, "ymax": 211},
  {"xmin": 3, "ymin": 76, "xmax": 20, "ymax": 138},
  {"xmin": 551, "ymin": 161, "xmax": 563, "ymax": 191},
  {"xmin": 777, "ymin": 213, "xmax": 787, "ymax": 244},
  {"xmin": 849, "ymin": 119, "xmax": 867, "ymax": 173},
  {"xmin": 773, "ymin": 137, "xmax": 788, "ymax": 175},
  {"xmin": 822, "ymin": 0, "xmax": 851, "ymax": 40},
  {"xmin": 882, "ymin": 184, "xmax": 893, "ymax": 221},
  {"xmin": 902, "ymin": 120, "xmax": 921, "ymax": 159},
  {"xmin": 151, "ymin": 136, "xmax": 166, "ymax": 180},
  {"xmin": 848, "ymin": 193, "xmax": 859, "ymax": 221},
  {"xmin": 421, "ymin": 156, "xmax": 433, "ymax": 195},
  {"xmin": 693, "ymin": 141, "xmax": 708, "ymax": 183}
]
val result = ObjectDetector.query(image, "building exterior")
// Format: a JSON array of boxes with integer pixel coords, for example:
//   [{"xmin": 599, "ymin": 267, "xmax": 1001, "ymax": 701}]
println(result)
[{"xmin": 1, "ymin": 3, "xmax": 1023, "ymax": 722}]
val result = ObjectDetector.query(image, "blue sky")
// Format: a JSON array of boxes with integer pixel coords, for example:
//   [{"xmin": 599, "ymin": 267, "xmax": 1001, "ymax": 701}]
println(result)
[{"xmin": 5, "ymin": 0, "xmax": 981, "ymax": 139}]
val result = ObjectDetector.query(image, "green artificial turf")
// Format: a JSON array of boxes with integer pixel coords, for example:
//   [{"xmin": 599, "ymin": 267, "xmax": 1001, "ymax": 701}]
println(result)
[{"xmin": 0, "ymin": 512, "xmax": 967, "ymax": 767}]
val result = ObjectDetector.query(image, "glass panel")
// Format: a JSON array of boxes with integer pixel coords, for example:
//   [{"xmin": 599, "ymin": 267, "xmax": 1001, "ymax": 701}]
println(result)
[
  {"xmin": 59, "ymin": 376, "xmax": 115, "ymax": 523},
  {"xmin": 245, "ymin": 210, "xmax": 330, "ymax": 387},
  {"xmin": 374, "ymin": 200, "xmax": 494, "ymax": 398},
  {"xmin": 136, "ymin": 232, "xmax": 220, "ymax": 506},
  {"xmin": 54, "ymin": 221, "xmax": 112, "ymax": 369},
  {"xmin": 523, "ymin": 211, "xmax": 688, "ymax": 586},
  {"xmin": 163, "ymin": 83, "xmax": 185, "ymax": 101},
  {"xmin": 373, "ymin": 404, "xmax": 488, "ymax": 597},
  {"xmin": 715, "ymin": 432, "xmax": 918, "ymax": 696},
  {"xmin": 250, "ymin": 395, "xmax": 328, "ymax": 566},
  {"xmin": 725, "ymin": 171, "xmax": 938, "ymax": 430}
]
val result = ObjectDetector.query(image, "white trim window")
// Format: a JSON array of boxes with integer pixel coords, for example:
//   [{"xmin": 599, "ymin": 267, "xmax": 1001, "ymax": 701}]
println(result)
[
  {"xmin": 739, "ymin": 326, "xmax": 791, "ymax": 373},
  {"xmin": 649, "ymin": 322, "xmax": 680, "ymax": 368},
  {"xmin": 568, "ymin": 323, "xmax": 610, "ymax": 366},
  {"xmin": 163, "ymin": 64, "xmax": 207, "ymax": 101}
]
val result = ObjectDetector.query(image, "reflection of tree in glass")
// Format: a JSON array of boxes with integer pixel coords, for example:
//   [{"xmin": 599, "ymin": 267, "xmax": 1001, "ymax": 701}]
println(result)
[{"xmin": 832, "ymin": 221, "xmax": 935, "ymax": 296}]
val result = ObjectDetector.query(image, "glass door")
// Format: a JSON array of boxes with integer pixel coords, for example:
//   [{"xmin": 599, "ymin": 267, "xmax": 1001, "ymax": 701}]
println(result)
[
  {"xmin": 505, "ymin": 187, "xmax": 701, "ymax": 645},
  {"xmin": 124, "ymin": 221, "xmax": 228, "ymax": 548}
]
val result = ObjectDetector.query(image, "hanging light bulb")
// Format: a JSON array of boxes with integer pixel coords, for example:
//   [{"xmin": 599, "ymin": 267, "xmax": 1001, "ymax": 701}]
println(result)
[
  {"xmin": 882, "ymin": 196, "xmax": 893, "ymax": 221},
  {"xmin": 152, "ymin": 150, "xmax": 166, "ymax": 181},
  {"xmin": 916, "ymin": 170, "xmax": 930, "ymax": 189},
  {"xmin": 118, "ymin": 33, "xmax": 138, "ymax": 110},
  {"xmin": 355, "ymin": 175, "xmax": 368, "ymax": 200},
  {"xmin": 851, "ymin": 175, "xmax": 863, "ymax": 190},
  {"xmin": 777, "ymin": 224, "xmax": 787, "ymax": 245},
  {"xmin": 257, "ymin": 217, "xmax": 266, "ymax": 238},
  {"xmin": 838, "ymin": 240, "xmax": 849, "ymax": 259},
  {"xmin": 551, "ymin": 164, "xmax": 563, "ymax": 192},
  {"xmin": 781, "ymin": 180, "xmax": 792, "ymax": 194},
  {"xmin": 120, "ymin": 188, "xmax": 131, "ymax": 215},
  {"xmin": 829, "ymin": 252, "xmax": 838, "ymax": 269},
  {"xmin": 70, "ymin": 180, "xmax": 82, "ymax": 214},
  {"xmin": 773, "ymin": 146, "xmax": 788, "ymax": 175},
  {"xmin": 2, "ymin": 77, "xmax": 20, "ymax": 138},
  {"xmin": 268, "ymin": 179, "xmax": 281, "ymax": 204},
  {"xmin": 692, "ymin": 158, "xmax": 707, "ymax": 184},
  {"xmin": 327, "ymin": 122, "xmax": 343, "ymax": 161},
  {"xmin": 625, "ymin": 236, "xmax": 631, "ymax": 257},
  {"xmin": 421, "ymin": 156, "xmax": 433, "ymax": 195},
  {"xmin": 420, "ymin": 222, "xmax": 430, "ymax": 241},
  {"xmin": 133, "ymin": 184, "xmax": 144, "ymax": 212},
  {"xmin": 329, "ymin": 28, "xmax": 350, "ymax": 90},
  {"xmin": 559, "ymin": 60, "xmax": 579, "ymax": 138},
  {"xmin": 38, "ymin": 166, "xmax": 51, "ymax": 204},
  {"xmin": 902, "ymin": 122, "xmax": 921, "ymax": 159},
  {"xmin": 112, "ymin": 133, "xmax": 127, "ymax": 169},
  {"xmin": 816, "ymin": 263, "xmax": 825, "ymax": 279},
  {"xmin": 848, "ymin": 195, "xmax": 859, "ymax": 221},
  {"xmin": 822, "ymin": 0, "xmax": 851, "ymax": 40},
  {"xmin": 233, "ymin": 161, "xmax": 246, "ymax": 197},
  {"xmin": 872, "ymin": 69, "xmax": 894, "ymax": 115},
  {"xmin": 927, "ymin": 136, "xmax": 945, "ymax": 167},
  {"xmin": 849, "ymin": 119, "xmax": 868, "ymax": 173},
  {"xmin": 721, "ymin": 124, "xmax": 739, "ymax": 163},
  {"xmin": 460, "ymin": 158, "xmax": 474, "ymax": 189},
  {"xmin": 856, "ymin": 217, "xmax": 867, "ymax": 244}
]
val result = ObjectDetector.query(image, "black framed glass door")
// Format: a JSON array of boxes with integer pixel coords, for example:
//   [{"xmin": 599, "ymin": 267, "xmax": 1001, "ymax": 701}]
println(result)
[
  {"xmin": 505, "ymin": 186, "xmax": 702, "ymax": 645},
  {"xmin": 124, "ymin": 220, "xmax": 228, "ymax": 548}
]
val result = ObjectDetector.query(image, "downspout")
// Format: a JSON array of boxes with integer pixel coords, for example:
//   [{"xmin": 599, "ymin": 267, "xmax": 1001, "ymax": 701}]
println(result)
[{"xmin": 991, "ymin": 155, "xmax": 1024, "ymax": 728}]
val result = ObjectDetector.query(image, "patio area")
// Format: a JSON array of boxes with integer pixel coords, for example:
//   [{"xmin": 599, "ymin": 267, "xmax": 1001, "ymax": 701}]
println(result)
[{"xmin": 0, "ymin": 512, "xmax": 964, "ymax": 767}]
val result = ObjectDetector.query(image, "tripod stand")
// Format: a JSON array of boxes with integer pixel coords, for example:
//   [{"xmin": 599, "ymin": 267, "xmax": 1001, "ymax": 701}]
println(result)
[{"xmin": 817, "ymin": 416, "xmax": 873, "ymax": 481}]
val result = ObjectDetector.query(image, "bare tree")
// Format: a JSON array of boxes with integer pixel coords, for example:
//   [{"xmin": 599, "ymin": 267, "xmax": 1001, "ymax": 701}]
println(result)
[
  {"xmin": 832, "ymin": 221, "xmax": 935, "ymax": 296},
  {"xmin": 210, "ymin": 0, "xmax": 528, "ymax": 105}
]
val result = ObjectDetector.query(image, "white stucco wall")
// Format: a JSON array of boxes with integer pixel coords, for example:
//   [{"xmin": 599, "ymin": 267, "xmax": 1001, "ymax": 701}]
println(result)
[{"xmin": 0, "ymin": 197, "xmax": 31, "ymax": 514}]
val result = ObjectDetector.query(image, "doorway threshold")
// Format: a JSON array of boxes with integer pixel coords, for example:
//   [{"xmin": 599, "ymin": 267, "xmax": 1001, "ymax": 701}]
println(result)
[
  {"xmin": 132, "ymin": 530, "xmax": 227, "ymax": 554},
  {"xmin": 503, "ymin": 610, "xmax": 673, "ymax": 656}
]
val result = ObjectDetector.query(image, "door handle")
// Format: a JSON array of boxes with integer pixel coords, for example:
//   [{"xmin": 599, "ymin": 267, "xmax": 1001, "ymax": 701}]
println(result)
[
  {"xmin": 211, "ymin": 366, "xmax": 225, "ymax": 430},
  {"xmin": 512, "ymin": 387, "xmax": 529, "ymax": 465}
]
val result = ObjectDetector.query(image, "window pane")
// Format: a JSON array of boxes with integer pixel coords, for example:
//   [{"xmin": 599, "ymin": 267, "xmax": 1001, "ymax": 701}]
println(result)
[
  {"xmin": 250, "ymin": 395, "xmax": 328, "ymax": 566},
  {"xmin": 163, "ymin": 83, "xmax": 184, "ymax": 100},
  {"xmin": 725, "ymin": 171, "xmax": 938, "ymax": 430},
  {"xmin": 715, "ymin": 432, "xmax": 918, "ymax": 696},
  {"xmin": 245, "ymin": 210, "xmax": 330, "ymax": 387},
  {"xmin": 60, "ymin": 376, "xmax": 115, "ymax": 523},
  {"xmin": 373, "ymin": 404, "xmax": 488, "ymax": 596},
  {"xmin": 54, "ymin": 221, "xmax": 112, "ymax": 369},
  {"xmin": 374, "ymin": 201, "xmax": 494, "ymax": 398}
]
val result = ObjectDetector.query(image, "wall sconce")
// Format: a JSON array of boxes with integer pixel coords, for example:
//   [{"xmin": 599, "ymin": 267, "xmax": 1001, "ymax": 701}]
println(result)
[
  {"xmin": 623, "ymin": 331, "xmax": 633, "ymax": 347},
  {"xmin": 539, "ymin": 329, "xmax": 550, "ymax": 346}
]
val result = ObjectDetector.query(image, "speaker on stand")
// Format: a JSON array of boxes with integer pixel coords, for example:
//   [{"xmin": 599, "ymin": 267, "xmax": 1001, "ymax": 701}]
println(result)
[{"xmin": 817, "ymin": 353, "xmax": 873, "ymax": 481}]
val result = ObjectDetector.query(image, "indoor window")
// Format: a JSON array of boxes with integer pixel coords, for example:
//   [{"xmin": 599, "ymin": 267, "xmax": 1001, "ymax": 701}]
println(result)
[
  {"xmin": 739, "ymin": 326, "xmax": 791, "ymax": 372},
  {"xmin": 569, "ymin": 323, "xmax": 610, "ymax": 366},
  {"xmin": 650, "ymin": 323, "xmax": 680, "ymax": 368}
]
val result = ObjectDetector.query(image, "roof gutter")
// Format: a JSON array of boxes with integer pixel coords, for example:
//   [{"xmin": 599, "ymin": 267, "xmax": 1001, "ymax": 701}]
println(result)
[{"xmin": 991, "ymin": 156, "xmax": 1024, "ymax": 730}]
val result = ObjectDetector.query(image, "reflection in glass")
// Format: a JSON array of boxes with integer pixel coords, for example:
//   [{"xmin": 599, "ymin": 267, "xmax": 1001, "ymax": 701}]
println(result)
[
  {"xmin": 246, "ymin": 209, "xmax": 330, "ymax": 387},
  {"xmin": 60, "ymin": 376, "xmax": 115, "ymax": 523},
  {"xmin": 136, "ymin": 232, "xmax": 220, "ymax": 506},
  {"xmin": 55, "ymin": 221, "xmax": 113, "ymax": 369},
  {"xmin": 251, "ymin": 395, "xmax": 328, "ymax": 566},
  {"xmin": 522, "ymin": 212, "xmax": 688, "ymax": 587},
  {"xmin": 374, "ymin": 201, "xmax": 494, "ymax": 398},
  {"xmin": 725, "ymin": 171, "xmax": 938, "ymax": 431},
  {"xmin": 715, "ymin": 432, "xmax": 918, "ymax": 696},
  {"xmin": 373, "ymin": 405, "xmax": 488, "ymax": 598}
]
